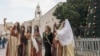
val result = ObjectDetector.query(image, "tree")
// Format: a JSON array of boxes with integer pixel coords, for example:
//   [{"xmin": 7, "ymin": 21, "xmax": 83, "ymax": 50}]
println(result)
[
  {"xmin": 53, "ymin": 0, "xmax": 88, "ymax": 27},
  {"xmin": 85, "ymin": 0, "xmax": 100, "ymax": 37}
]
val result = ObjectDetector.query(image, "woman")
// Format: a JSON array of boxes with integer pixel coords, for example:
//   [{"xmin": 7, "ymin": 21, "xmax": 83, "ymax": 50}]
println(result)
[
  {"xmin": 33, "ymin": 25, "xmax": 42, "ymax": 56},
  {"xmin": 52, "ymin": 23, "xmax": 63, "ymax": 56},
  {"xmin": 25, "ymin": 26, "xmax": 32, "ymax": 56},
  {"xmin": 56, "ymin": 19, "xmax": 75, "ymax": 56},
  {"xmin": 18, "ymin": 26, "xmax": 28, "ymax": 56},
  {"xmin": 43, "ymin": 26, "xmax": 53, "ymax": 56},
  {"xmin": 31, "ymin": 25, "xmax": 42, "ymax": 56},
  {"xmin": 5, "ymin": 20, "xmax": 20, "ymax": 56}
]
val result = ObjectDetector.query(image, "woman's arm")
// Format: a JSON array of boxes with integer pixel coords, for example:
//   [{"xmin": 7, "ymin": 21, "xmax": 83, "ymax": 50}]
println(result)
[{"xmin": 4, "ymin": 18, "xmax": 11, "ymax": 31}]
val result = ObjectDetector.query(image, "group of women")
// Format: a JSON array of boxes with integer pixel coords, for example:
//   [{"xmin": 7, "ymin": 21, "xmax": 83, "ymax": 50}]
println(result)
[
  {"xmin": 4, "ymin": 18, "xmax": 62, "ymax": 56},
  {"xmin": 3, "ymin": 18, "xmax": 75, "ymax": 56}
]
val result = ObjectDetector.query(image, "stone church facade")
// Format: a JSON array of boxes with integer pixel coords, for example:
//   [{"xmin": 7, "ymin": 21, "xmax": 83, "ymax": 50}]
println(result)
[{"xmin": 23, "ymin": 3, "xmax": 62, "ymax": 34}]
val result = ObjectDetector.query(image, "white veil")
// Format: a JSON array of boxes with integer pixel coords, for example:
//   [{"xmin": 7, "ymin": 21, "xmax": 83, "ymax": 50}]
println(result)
[
  {"xmin": 31, "ymin": 26, "xmax": 39, "ymax": 53},
  {"xmin": 57, "ymin": 19, "xmax": 74, "ymax": 46}
]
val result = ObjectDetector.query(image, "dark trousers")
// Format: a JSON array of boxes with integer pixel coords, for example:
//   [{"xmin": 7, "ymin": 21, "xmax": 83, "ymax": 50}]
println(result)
[
  {"xmin": 2, "ymin": 41, "xmax": 5, "ymax": 48},
  {"xmin": 0, "ymin": 39, "xmax": 5, "ymax": 48},
  {"xmin": 44, "ymin": 42, "xmax": 51, "ymax": 56}
]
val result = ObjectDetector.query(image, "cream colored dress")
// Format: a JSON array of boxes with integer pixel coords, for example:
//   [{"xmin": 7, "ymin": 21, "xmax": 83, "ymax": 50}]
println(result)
[
  {"xmin": 62, "ymin": 42, "xmax": 74, "ymax": 56},
  {"xmin": 6, "ymin": 35, "xmax": 20, "ymax": 56}
]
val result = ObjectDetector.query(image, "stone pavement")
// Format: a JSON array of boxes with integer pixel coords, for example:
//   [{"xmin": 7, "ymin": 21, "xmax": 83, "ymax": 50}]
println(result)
[
  {"xmin": 0, "ymin": 47, "xmax": 6, "ymax": 56},
  {"xmin": 0, "ymin": 43, "xmax": 7, "ymax": 56}
]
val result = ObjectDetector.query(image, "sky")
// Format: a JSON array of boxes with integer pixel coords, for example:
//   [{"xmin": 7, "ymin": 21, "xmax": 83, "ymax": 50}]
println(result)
[{"xmin": 0, "ymin": 0, "xmax": 66, "ymax": 24}]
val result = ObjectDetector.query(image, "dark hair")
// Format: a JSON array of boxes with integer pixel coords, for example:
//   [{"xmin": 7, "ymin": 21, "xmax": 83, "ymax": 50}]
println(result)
[
  {"xmin": 57, "ymin": 21, "xmax": 65, "ymax": 29},
  {"xmin": 20, "ymin": 26, "xmax": 25, "ymax": 36},
  {"xmin": 34, "ymin": 25, "xmax": 39, "ymax": 32},
  {"xmin": 13, "ymin": 22, "xmax": 20, "ymax": 33},
  {"xmin": 27, "ymin": 26, "xmax": 32, "ymax": 33},
  {"xmin": 21, "ymin": 26, "xmax": 25, "ymax": 30},
  {"xmin": 53, "ymin": 23, "xmax": 57, "ymax": 32}
]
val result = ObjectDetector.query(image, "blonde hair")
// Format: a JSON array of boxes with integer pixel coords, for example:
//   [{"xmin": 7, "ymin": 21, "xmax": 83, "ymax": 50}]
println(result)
[{"xmin": 45, "ymin": 25, "xmax": 51, "ymax": 32}]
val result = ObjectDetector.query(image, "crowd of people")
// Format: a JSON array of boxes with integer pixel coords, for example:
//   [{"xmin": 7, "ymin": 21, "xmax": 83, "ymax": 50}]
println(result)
[{"xmin": 4, "ymin": 18, "xmax": 75, "ymax": 56}]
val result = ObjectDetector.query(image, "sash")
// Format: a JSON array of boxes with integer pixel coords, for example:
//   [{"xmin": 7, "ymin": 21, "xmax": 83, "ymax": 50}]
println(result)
[
  {"xmin": 31, "ymin": 37, "xmax": 39, "ymax": 53},
  {"xmin": 43, "ymin": 32, "xmax": 52, "ymax": 46}
]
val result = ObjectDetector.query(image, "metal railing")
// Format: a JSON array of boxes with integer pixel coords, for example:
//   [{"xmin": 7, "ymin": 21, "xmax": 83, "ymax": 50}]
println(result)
[{"xmin": 75, "ymin": 38, "xmax": 100, "ymax": 56}]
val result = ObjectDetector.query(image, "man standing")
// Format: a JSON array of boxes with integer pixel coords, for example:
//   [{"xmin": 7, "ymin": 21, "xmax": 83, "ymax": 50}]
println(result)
[
  {"xmin": 0, "ymin": 31, "xmax": 7, "ymax": 48},
  {"xmin": 56, "ymin": 19, "xmax": 75, "ymax": 56}
]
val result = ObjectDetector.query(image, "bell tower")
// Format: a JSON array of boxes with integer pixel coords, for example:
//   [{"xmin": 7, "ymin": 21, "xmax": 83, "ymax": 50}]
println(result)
[{"xmin": 35, "ymin": 3, "xmax": 42, "ymax": 18}]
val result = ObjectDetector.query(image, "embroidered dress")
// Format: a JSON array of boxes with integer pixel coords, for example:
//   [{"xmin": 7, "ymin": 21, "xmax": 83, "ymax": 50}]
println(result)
[
  {"xmin": 6, "ymin": 30, "xmax": 20, "ymax": 56},
  {"xmin": 43, "ymin": 32, "xmax": 53, "ymax": 56}
]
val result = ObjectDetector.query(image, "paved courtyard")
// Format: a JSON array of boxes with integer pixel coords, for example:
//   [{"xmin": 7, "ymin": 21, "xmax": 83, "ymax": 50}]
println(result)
[{"xmin": 0, "ymin": 46, "xmax": 6, "ymax": 56}]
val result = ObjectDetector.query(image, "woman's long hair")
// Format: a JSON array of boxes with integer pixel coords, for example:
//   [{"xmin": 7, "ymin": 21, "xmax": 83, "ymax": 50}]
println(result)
[
  {"xmin": 34, "ymin": 25, "xmax": 40, "ymax": 37},
  {"xmin": 45, "ymin": 25, "xmax": 51, "ymax": 33},
  {"xmin": 56, "ymin": 21, "xmax": 65, "ymax": 30},
  {"xmin": 20, "ymin": 26, "xmax": 25, "ymax": 36},
  {"xmin": 34, "ymin": 25, "xmax": 39, "ymax": 32},
  {"xmin": 13, "ymin": 22, "xmax": 20, "ymax": 33},
  {"xmin": 27, "ymin": 26, "xmax": 32, "ymax": 34},
  {"xmin": 53, "ymin": 23, "xmax": 57, "ymax": 32}
]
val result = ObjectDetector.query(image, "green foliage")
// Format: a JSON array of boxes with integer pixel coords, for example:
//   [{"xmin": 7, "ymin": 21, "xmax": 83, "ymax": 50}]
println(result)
[{"xmin": 53, "ymin": 0, "xmax": 88, "ymax": 27}]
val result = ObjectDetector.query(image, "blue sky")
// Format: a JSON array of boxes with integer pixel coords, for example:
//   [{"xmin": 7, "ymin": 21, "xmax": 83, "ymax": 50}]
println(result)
[{"xmin": 0, "ymin": 0, "xmax": 66, "ymax": 24}]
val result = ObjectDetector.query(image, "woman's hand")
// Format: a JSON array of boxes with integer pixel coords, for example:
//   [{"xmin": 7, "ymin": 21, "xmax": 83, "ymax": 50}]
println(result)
[{"xmin": 15, "ymin": 29, "xmax": 18, "ymax": 34}]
